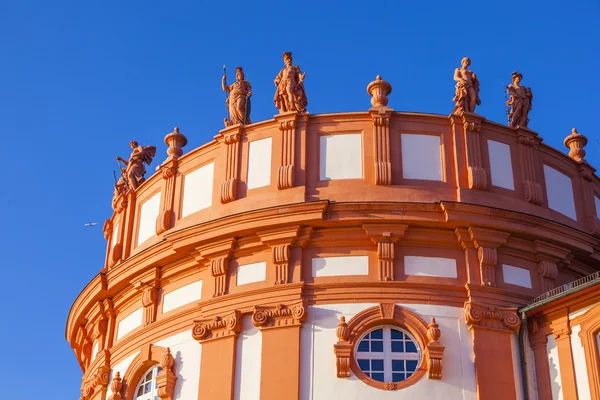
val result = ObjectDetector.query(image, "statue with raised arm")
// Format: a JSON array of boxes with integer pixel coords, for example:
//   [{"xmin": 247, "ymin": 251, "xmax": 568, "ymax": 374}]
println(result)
[
  {"xmin": 452, "ymin": 57, "xmax": 481, "ymax": 114},
  {"xmin": 274, "ymin": 52, "xmax": 308, "ymax": 113},
  {"xmin": 116, "ymin": 141, "xmax": 156, "ymax": 191},
  {"xmin": 222, "ymin": 66, "xmax": 252, "ymax": 127},
  {"xmin": 506, "ymin": 71, "xmax": 533, "ymax": 129}
]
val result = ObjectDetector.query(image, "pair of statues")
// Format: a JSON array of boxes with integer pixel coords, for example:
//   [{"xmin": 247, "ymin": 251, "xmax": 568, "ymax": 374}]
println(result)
[
  {"xmin": 452, "ymin": 57, "xmax": 533, "ymax": 129},
  {"xmin": 222, "ymin": 52, "xmax": 308, "ymax": 127}
]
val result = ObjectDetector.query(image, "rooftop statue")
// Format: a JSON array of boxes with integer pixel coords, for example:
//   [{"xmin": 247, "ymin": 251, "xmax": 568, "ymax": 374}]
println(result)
[
  {"xmin": 274, "ymin": 52, "xmax": 308, "ymax": 113},
  {"xmin": 115, "ymin": 141, "xmax": 156, "ymax": 192},
  {"xmin": 506, "ymin": 71, "xmax": 533, "ymax": 129},
  {"xmin": 222, "ymin": 66, "xmax": 252, "ymax": 127},
  {"xmin": 452, "ymin": 57, "xmax": 481, "ymax": 114}
]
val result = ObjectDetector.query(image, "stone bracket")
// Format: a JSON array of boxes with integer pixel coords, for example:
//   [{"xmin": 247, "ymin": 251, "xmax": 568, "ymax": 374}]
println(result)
[
  {"xmin": 192, "ymin": 310, "xmax": 242, "ymax": 342},
  {"xmin": 363, "ymin": 224, "xmax": 408, "ymax": 282},
  {"xmin": 252, "ymin": 300, "xmax": 307, "ymax": 329}
]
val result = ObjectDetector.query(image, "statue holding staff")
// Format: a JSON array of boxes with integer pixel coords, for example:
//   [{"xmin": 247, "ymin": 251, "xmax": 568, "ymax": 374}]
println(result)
[
  {"xmin": 452, "ymin": 57, "xmax": 481, "ymax": 114},
  {"xmin": 506, "ymin": 71, "xmax": 533, "ymax": 129},
  {"xmin": 115, "ymin": 141, "xmax": 156, "ymax": 191},
  {"xmin": 222, "ymin": 66, "xmax": 252, "ymax": 127},
  {"xmin": 274, "ymin": 52, "xmax": 308, "ymax": 113}
]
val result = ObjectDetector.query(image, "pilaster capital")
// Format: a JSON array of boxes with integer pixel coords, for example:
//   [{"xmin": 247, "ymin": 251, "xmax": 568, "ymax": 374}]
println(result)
[
  {"xmin": 252, "ymin": 300, "xmax": 307, "ymax": 329},
  {"xmin": 362, "ymin": 224, "xmax": 408, "ymax": 244},
  {"xmin": 464, "ymin": 301, "xmax": 520, "ymax": 332},
  {"xmin": 192, "ymin": 310, "xmax": 242, "ymax": 342}
]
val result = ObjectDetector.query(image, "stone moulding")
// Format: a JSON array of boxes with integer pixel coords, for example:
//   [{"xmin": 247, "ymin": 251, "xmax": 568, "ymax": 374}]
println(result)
[
  {"xmin": 333, "ymin": 303, "xmax": 444, "ymax": 390},
  {"xmin": 463, "ymin": 301, "xmax": 520, "ymax": 332},
  {"xmin": 192, "ymin": 310, "xmax": 242, "ymax": 342},
  {"xmin": 252, "ymin": 300, "xmax": 307, "ymax": 329},
  {"xmin": 120, "ymin": 344, "xmax": 177, "ymax": 400}
]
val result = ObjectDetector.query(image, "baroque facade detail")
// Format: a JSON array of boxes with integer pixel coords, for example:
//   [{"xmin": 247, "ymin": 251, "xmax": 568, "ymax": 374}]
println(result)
[
  {"xmin": 252, "ymin": 301, "xmax": 307, "ymax": 329},
  {"xmin": 192, "ymin": 310, "xmax": 242, "ymax": 342},
  {"xmin": 464, "ymin": 301, "xmax": 520, "ymax": 332}
]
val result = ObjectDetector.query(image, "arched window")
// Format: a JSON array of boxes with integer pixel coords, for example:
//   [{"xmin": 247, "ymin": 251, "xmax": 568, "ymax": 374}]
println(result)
[
  {"xmin": 134, "ymin": 365, "xmax": 163, "ymax": 400},
  {"xmin": 355, "ymin": 326, "xmax": 422, "ymax": 383}
]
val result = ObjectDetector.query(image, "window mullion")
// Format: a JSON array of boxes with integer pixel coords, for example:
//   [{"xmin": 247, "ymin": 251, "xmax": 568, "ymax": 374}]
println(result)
[{"xmin": 383, "ymin": 327, "xmax": 392, "ymax": 382}]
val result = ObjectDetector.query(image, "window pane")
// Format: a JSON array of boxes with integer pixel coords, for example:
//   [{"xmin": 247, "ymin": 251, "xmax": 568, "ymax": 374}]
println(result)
[
  {"xmin": 145, "ymin": 371, "xmax": 153, "ymax": 381},
  {"xmin": 357, "ymin": 340, "xmax": 369, "ymax": 352},
  {"xmin": 372, "ymin": 359, "xmax": 384, "ymax": 371},
  {"xmin": 370, "ymin": 329, "xmax": 383, "ymax": 339},
  {"xmin": 357, "ymin": 359, "xmax": 369, "ymax": 371},
  {"xmin": 391, "ymin": 330, "xmax": 404, "ymax": 340},
  {"xmin": 371, "ymin": 340, "xmax": 383, "ymax": 352},
  {"xmin": 406, "ymin": 360, "xmax": 418, "ymax": 372},
  {"xmin": 405, "ymin": 341, "xmax": 418, "ymax": 353},
  {"xmin": 391, "ymin": 341, "xmax": 404, "ymax": 352},
  {"xmin": 372, "ymin": 372, "xmax": 385, "ymax": 382},
  {"xmin": 392, "ymin": 359, "xmax": 405, "ymax": 372},
  {"xmin": 137, "ymin": 386, "xmax": 145, "ymax": 396},
  {"xmin": 392, "ymin": 372, "xmax": 405, "ymax": 382}
]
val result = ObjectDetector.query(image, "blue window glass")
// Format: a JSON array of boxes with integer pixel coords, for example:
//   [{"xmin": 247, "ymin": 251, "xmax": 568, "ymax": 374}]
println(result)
[
  {"xmin": 372, "ymin": 373, "xmax": 385, "ymax": 382},
  {"xmin": 371, "ymin": 340, "xmax": 383, "ymax": 352},
  {"xmin": 357, "ymin": 359, "xmax": 369, "ymax": 371},
  {"xmin": 406, "ymin": 360, "xmax": 418, "ymax": 372},
  {"xmin": 372, "ymin": 359, "xmax": 384, "ymax": 371},
  {"xmin": 357, "ymin": 340, "xmax": 369, "ymax": 352},
  {"xmin": 391, "ymin": 330, "xmax": 404, "ymax": 340},
  {"xmin": 370, "ymin": 329, "xmax": 383, "ymax": 339},
  {"xmin": 392, "ymin": 359, "xmax": 404, "ymax": 372},
  {"xmin": 392, "ymin": 373, "xmax": 405, "ymax": 382},
  {"xmin": 391, "ymin": 341, "xmax": 404, "ymax": 352},
  {"xmin": 405, "ymin": 341, "xmax": 418, "ymax": 353}
]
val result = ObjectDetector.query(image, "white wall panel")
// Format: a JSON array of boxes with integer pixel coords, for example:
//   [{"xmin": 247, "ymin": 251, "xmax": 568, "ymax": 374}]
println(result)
[
  {"xmin": 570, "ymin": 325, "xmax": 591, "ymax": 399},
  {"xmin": 111, "ymin": 221, "xmax": 119, "ymax": 247},
  {"xmin": 312, "ymin": 256, "xmax": 369, "ymax": 277},
  {"xmin": 320, "ymin": 134, "xmax": 362, "ymax": 180},
  {"xmin": 181, "ymin": 162, "xmax": 214, "ymax": 218},
  {"xmin": 300, "ymin": 303, "xmax": 476, "ymax": 400},
  {"xmin": 595, "ymin": 196, "xmax": 600, "ymax": 219},
  {"xmin": 234, "ymin": 316, "xmax": 262, "ymax": 400},
  {"xmin": 247, "ymin": 138, "xmax": 272, "ymax": 189},
  {"xmin": 401, "ymin": 134, "xmax": 442, "ymax": 181},
  {"xmin": 137, "ymin": 192, "xmax": 161, "ymax": 246},
  {"xmin": 92, "ymin": 342, "xmax": 99, "ymax": 360},
  {"xmin": 569, "ymin": 303, "xmax": 595, "ymax": 320},
  {"xmin": 155, "ymin": 330, "xmax": 202, "ymax": 400},
  {"xmin": 404, "ymin": 256, "xmax": 457, "ymax": 278},
  {"xmin": 107, "ymin": 352, "xmax": 140, "ymax": 398},
  {"xmin": 544, "ymin": 165, "xmax": 577, "ymax": 220},
  {"xmin": 488, "ymin": 140, "xmax": 515, "ymax": 190},
  {"xmin": 237, "ymin": 261, "xmax": 266, "ymax": 286},
  {"xmin": 502, "ymin": 265, "xmax": 532, "ymax": 288},
  {"xmin": 546, "ymin": 334, "xmax": 563, "ymax": 400},
  {"xmin": 162, "ymin": 280, "xmax": 203, "ymax": 314},
  {"xmin": 116, "ymin": 307, "xmax": 143, "ymax": 341}
]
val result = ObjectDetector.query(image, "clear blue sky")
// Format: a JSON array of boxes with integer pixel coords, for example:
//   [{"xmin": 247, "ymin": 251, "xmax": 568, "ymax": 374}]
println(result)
[{"xmin": 0, "ymin": 1, "xmax": 598, "ymax": 398}]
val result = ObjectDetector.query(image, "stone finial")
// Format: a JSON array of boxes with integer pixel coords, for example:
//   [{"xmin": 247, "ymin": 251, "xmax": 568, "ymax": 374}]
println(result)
[
  {"xmin": 164, "ymin": 127, "xmax": 188, "ymax": 160},
  {"xmin": 427, "ymin": 317, "xmax": 441, "ymax": 342},
  {"xmin": 367, "ymin": 75, "xmax": 392, "ymax": 108},
  {"xmin": 564, "ymin": 128, "xmax": 588, "ymax": 162},
  {"xmin": 110, "ymin": 372, "xmax": 122, "ymax": 395},
  {"xmin": 336, "ymin": 316, "xmax": 350, "ymax": 341}
]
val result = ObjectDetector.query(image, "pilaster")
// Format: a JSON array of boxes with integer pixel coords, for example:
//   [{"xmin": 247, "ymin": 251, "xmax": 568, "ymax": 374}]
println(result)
[
  {"xmin": 549, "ymin": 314, "xmax": 578, "ymax": 399},
  {"xmin": 193, "ymin": 237, "xmax": 236, "ymax": 297},
  {"xmin": 257, "ymin": 225, "xmax": 301, "ymax": 285},
  {"xmin": 468, "ymin": 227, "xmax": 510, "ymax": 286},
  {"xmin": 454, "ymin": 112, "xmax": 488, "ymax": 190},
  {"xmin": 156, "ymin": 127, "xmax": 187, "ymax": 234},
  {"xmin": 516, "ymin": 128, "xmax": 543, "ymax": 205},
  {"xmin": 274, "ymin": 112, "xmax": 299, "ymax": 190},
  {"xmin": 363, "ymin": 224, "xmax": 408, "ymax": 281},
  {"xmin": 218, "ymin": 125, "xmax": 242, "ymax": 203},
  {"xmin": 534, "ymin": 240, "xmax": 571, "ymax": 293}
]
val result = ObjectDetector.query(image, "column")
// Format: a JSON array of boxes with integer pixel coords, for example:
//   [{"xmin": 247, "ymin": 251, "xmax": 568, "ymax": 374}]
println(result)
[
  {"xmin": 528, "ymin": 318, "xmax": 553, "ymax": 399},
  {"xmin": 367, "ymin": 75, "xmax": 393, "ymax": 185},
  {"xmin": 549, "ymin": 314, "xmax": 578, "ymax": 399}
]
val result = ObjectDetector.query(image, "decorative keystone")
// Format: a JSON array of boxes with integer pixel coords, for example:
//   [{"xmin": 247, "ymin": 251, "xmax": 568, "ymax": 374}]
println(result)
[
  {"xmin": 367, "ymin": 75, "xmax": 392, "ymax": 108},
  {"xmin": 564, "ymin": 128, "xmax": 587, "ymax": 162}
]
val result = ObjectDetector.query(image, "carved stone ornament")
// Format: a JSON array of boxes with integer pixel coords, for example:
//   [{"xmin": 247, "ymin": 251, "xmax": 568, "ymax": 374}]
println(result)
[
  {"xmin": 115, "ymin": 141, "xmax": 157, "ymax": 193},
  {"xmin": 252, "ymin": 301, "xmax": 306, "ymax": 329},
  {"xmin": 464, "ymin": 301, "xmax": 520, "ymax": 332},
  {"xmin": 333, "ymin": 304, "xmax": 442, "ymax": 390},
  {"xmin": 274, "ymin": 51, "xmax": 308, "ymax": 113},
  {"xmin": 367, "ymin": 75, "xmax": 392, "ymax": 108},
  {"xmin": 80, "ymin": 365, "xmax": 110, "ymax": 400},
  {"xmin": 453, "ymin": 57, "xmax": 481, "ymax": 114},
  {"xmin": 564, "ymin": 128, "xmax": 588, "ymax": 162},
  {"xmin": 223, "ymin": 66, "xmax": 252, "ymax": 127},
  {"xmin": 192, "ymin": 310, "xmax": 242, "ymax": 342},
  {"xmin": 107, "ymin": 372, "xmax": 123, "ymax": 400},
  {"xmin": 506, "ymin": 71, "xmax": 533, "ymax": 129},
  {"xmin": 156, "ymin": 348, "xmax": 177, "ymax": 400}
]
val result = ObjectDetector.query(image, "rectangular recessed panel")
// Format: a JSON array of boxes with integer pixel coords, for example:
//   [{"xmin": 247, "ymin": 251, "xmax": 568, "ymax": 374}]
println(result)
[
  {"xmin": 595, "ymin": 196, "xmax": 600, "ymax": 219},
  {"xmin": 234, "ymin": 316, "xmax": 262, "ymax": 400},
  {"xmin": 404, "ymin": 256, "xmax": 457, "ymax": 278},
  {"xmin": 111, "ymin": 221, "xmax": 119, "ymax": 247},
  {"xmin": 182, "ymin": 162, "xmax": 214, "ymax": 218},
  {"xmin": 237, "ymin": 262, "xmax": 267, "ymax": 286},
  {"xmin": 137, "ymin": 192, "xmax": 161, "ymax": 246},
  {"xmin": 502, "ymin": 264, "xmax": 532, "ymax": 288},
  {"xmin": 117, "ymin": 307, "xmax": 143, "ymax": 340},
  {"xmin": 162, "ymin": 280, "xmax": 203, "ymax": 314},
  {"xmin": 247, "ymin": 138, "xmax": 272, "ymax": 190},
  {"xmin": 543, "ymin": 165, "xmax": 577, "ymax": 220},
  {"xmin": 401, "ymin": 134, "xmax": 442, "ymax": 181},
  {"xmin": 312, "ymin": 256, "xmax": 369, "ymax": 277},
  {"xmin": 319, "ymin": 134, "xmax": 363, "ymax": 180},
  {"xmin": 487, "ymin": 140, "xmax": 515, "ymax": 190}
]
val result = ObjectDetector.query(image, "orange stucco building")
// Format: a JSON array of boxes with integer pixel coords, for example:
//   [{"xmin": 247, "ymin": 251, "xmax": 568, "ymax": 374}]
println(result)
[{"xmin": 67, "ymin": 75, "xmax": 600, "ymax": 400}]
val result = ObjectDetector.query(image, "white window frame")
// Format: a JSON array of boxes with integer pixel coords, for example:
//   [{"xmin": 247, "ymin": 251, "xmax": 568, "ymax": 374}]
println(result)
[
  {"xmin": 355, "ymin": 326, "xmax": 421, "ymax": 382},
  {"xmin": 134, "ymin": 365, "xmax": 163, "ymax": 400}
]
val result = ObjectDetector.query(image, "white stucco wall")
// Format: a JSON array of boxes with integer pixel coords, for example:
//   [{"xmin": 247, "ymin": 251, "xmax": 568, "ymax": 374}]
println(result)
[
  {"xmin": 236, "ymin": 261, "xmax": 266, "ymax": 286},
  {"xmin": 404, "ymin": 256, "xmax": 457, "ymax": 278},
  {"xmin": 181, "ymin": 162, "xmax": 214, "ymax": 218},
  {"xmin": 107, "ymin": 351, "xmax": 140, "ymax": 398},
  {"xmin": 502, "ymin": 265, "xmax": 532, "ymax": 289},
  {"xmin": 320, "ymin": 134, "xmax": 363, "ymax": 180},
  {"xmin": 111, "ymin": 221, "xmax": 119, "ymax": 247},
  {"xmin": 162, "ymin": 280, "xmax": 203, "ymax": 314},
  {"xmin": 487, "ymin": 140, "xmax": 515, "ymax": 190},
  {"xmin": 137, "ymin": 191, "xmax": 161, "ymax": 246},
  {"xmin": 154, "ymin": 329, "xmax": 202, "ymax": 400},
  {"xmin": 401, "ymin": 134, "xmax": 442, "ymax": 181},
  {"xmin": 116, "ymin": 307, "xmax": 143, "ymax": 341},
  {"xmin": 546, "ymin": 334, "xmax": 563, "ymax": 400},
  {"xmin": 92, "ymin": 341, "xmax": 99, "ymax": 361},
  {"xmin": 234, "ymin": 316, "xmax": 262, "ymax": 400},
  {"xmin": 247, "ymin": 138, "xmax": 272, "ymax": 190},
  {"xmin": 543, "ymin": 165, "xmax": 577, "ymax": 220},
  {"xmin": 300, "ymin": 303, "xmax": 476, "ymax": 400},
  {"xmin": 312, "ymin": 256, "xmax": 369, "ymax": 277},
  {"xmin": 569, "ymin": 303, "xmax": 596, "ymax": 320},
  {"xmin": 570, "ymin": 325, "xmax": 591, "ymax": 400}
]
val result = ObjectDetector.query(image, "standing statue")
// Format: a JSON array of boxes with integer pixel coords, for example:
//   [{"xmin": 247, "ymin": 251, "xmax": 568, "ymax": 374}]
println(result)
[
  {"xmin": 274, "ymin": 52, "xmax": 308, "ymax": 113},
  {"xmin": 452, "ymin": 57, "xmax": 481, "ymax": 114},
  {"xmin": 506, "ymin": 71, "xmax": 533, "ymax": 129},
  {"xmin": 222, "ymin": 66, "xmax": 252, "ymax": 127},
  {"xmin": 115, "ymin": 141, "xmax": 156, "ymax": 192}
]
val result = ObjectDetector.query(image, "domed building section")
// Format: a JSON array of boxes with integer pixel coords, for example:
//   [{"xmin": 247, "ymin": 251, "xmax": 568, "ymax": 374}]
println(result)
[{"xmin": 67, "ymin": 72, "xmax": 600, "ymax": 400}]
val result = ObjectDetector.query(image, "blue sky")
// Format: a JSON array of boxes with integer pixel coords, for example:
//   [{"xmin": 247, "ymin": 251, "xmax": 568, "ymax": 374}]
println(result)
[{"xmin": 0, "ymin": 1, "xmax": 599, "ymax": 398}]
